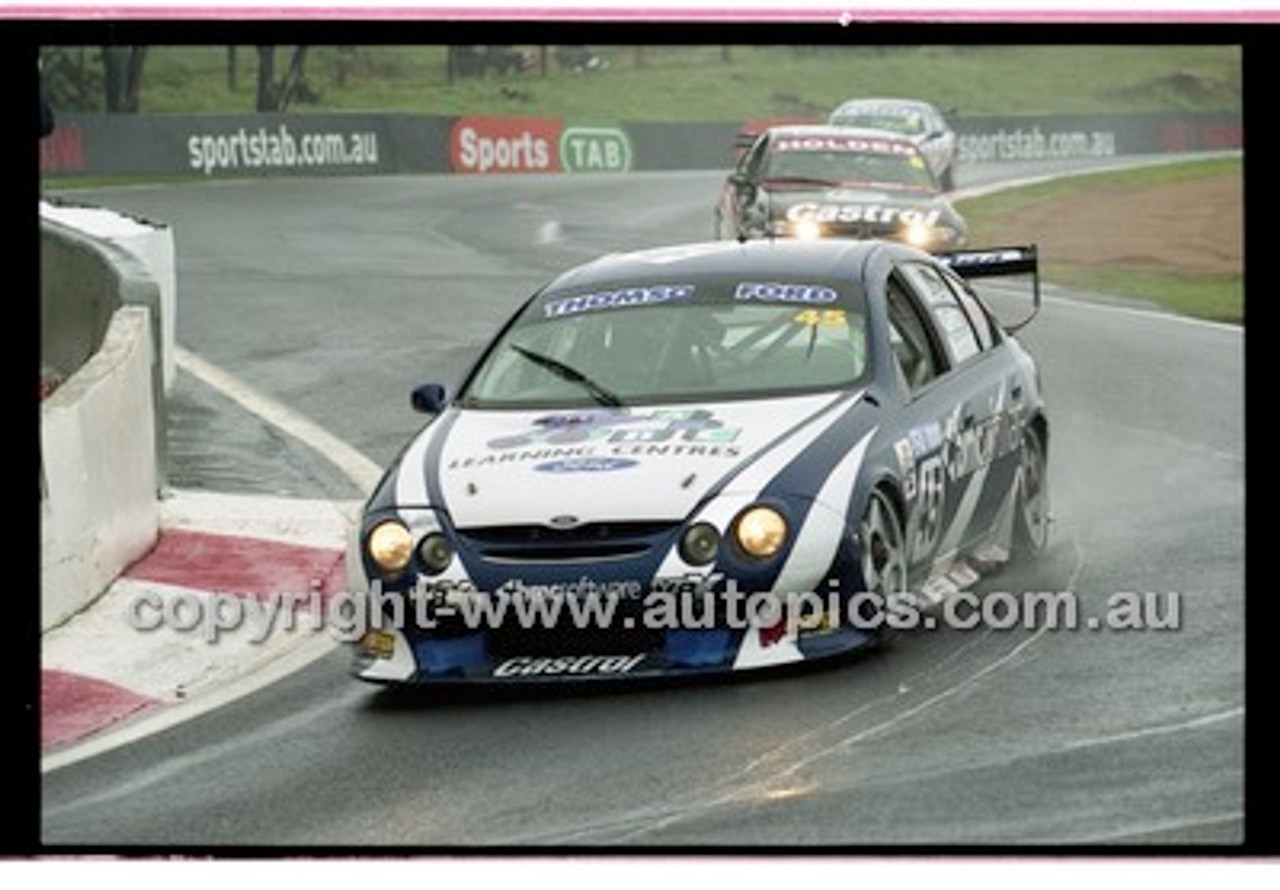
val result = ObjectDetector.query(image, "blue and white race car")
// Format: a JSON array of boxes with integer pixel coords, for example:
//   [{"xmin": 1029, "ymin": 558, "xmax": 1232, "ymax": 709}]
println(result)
[{"xmin": 350, "ymin": 238, "xmax": 1049, "ymax": 684}]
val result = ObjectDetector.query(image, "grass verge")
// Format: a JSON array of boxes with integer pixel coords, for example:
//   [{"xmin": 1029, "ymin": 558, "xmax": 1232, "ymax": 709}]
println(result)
[
  {"xmin": 956, "ymin": 157, "xmax": 1243, "ymax": 325},
  {"xmin": 45, "ymin": 45, "xmax": 1242, "ymax": 120}
]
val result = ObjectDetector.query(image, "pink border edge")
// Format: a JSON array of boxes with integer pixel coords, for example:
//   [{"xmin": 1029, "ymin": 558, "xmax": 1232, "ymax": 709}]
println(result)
[{"xmin": 5, "ymin": 6, "xmax": 1280, "ymax": 23}]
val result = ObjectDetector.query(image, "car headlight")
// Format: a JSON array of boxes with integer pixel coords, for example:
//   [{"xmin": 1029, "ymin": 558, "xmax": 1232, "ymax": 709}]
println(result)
[
  {"xmin": 733, "ymin": 506, "xmax": 788, "ymax": 559},
  {"xmin": 903, "ymin": 223, "xmax": 958, "ymax": 249},
  {"xmin": 680, "ymin": 522, "xmax": 721, "ymax": 566},
  {"xmin": 903, "ymin": 222, "xmax": 934, "ymax": 248},
  {"xmin": 790, "ymin": 219, "xmax": 824, "ymax": 240},
  {"xmin": 367, "ymin": 520, "xmax": 414, "ymax": 575},
  {"xmin": 770, "ymin": 219, "xmax": 824, "ymax": 240},
  {"xmin": 417, "ymin": 532, "xmax": 454, "ymax": 576}
]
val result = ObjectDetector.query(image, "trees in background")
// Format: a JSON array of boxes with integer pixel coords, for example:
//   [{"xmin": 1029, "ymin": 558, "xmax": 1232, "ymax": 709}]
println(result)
[{"xmin": 40, "ymin": 45, "xmax": 317, "ymax": 113}]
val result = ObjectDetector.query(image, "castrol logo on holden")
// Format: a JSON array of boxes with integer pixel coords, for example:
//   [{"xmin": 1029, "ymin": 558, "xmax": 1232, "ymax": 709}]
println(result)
[{"xmin": 451, "ymin": 117, "xmax": 560, "ymax": 174}]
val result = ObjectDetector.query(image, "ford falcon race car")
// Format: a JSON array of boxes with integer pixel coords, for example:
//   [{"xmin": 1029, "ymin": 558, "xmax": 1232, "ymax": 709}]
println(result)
[
  {"xmin": 715, "ymin": 125, "xmax": 967, "ymax": 252},
  {"xmin": 828, "ymin": 97, "xmax": 959, "ymax": 190},
  {"xmin": 350, "ymin": 238, "xmax": 1049, "ymax": 684}
]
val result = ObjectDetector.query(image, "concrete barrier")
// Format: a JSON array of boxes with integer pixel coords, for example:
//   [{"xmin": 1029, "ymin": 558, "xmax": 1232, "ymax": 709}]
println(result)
[
  {"xmin": 40, "ymin": 216, "xmax": 123, "ymax": 388},
  {"xmin": 40, "ymin": 206, "xmax": 174, "ymax": 630},
  {"xmin": 41, "ymin": 306, "xmax": 158, "ymax": 630},
  {"xmin": 41, "ymin": 201, "xmax": 176, "ymax": 394}
]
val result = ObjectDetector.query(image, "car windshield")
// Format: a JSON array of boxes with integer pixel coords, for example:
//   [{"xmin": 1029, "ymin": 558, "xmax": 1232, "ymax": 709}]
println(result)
[
  {"xmin": 763, "ymin": 143, "xmax": 936, "ymax": 190},
  {"xmin": 460, "ymin": 282, "xmax": 871, "ymax": 408},
  {"xmin": 831, "ymin": 108, "xmax": 927, "ymax": 136}
]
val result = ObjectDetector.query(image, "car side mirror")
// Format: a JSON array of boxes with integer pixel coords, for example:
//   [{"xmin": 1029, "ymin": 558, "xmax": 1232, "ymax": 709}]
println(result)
[{"xmin": 411, "ymin": 383, "xmax": 448, "ymax": 414}]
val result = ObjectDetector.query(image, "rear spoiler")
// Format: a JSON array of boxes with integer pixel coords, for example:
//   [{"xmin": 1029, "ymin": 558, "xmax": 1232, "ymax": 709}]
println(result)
[{"xmin": 937, "ymin": 245, "xmax": 1041, "ymax": 332}]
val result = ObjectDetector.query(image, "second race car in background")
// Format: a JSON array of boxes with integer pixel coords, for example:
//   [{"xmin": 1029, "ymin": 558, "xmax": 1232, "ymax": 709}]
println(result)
[
  {"xmin": 715, "ymin": 125, "xmax": 968, "ymax": 252},
  {"xmin": 828, "ymin": 97, "xmax": 959, "ymax": 190}
]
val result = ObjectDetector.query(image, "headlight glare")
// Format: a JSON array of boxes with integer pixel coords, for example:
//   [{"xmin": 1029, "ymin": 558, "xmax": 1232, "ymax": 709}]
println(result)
[
  {"xmin": 367, "ymin": 521, "xmax": 413, "ymax": 574},
  {"xmin": 903, "ymin": 222, "xmax": 933, "ymax": 248},
  {"xmin": 791, "ymin": 219, "xmax": 824, "ymax": 240},
  {"xmin": 734, "ymin": 506, "xmax": 788, "ymax": 559}
]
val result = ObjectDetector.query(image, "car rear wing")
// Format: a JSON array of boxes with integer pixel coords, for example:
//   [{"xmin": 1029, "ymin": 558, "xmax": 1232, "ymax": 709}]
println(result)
[{"xmin": 937, "ymin": 245, "xmax": 1041, "ymax": 332}]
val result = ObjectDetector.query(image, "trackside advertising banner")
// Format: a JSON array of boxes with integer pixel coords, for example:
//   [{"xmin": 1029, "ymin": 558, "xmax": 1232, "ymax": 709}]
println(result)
[
  {"xmin": 447, "ymin": 117, "xmax": 638, "ymax": 174},
  {"xmin": 450, "ymin": 116, "xmax": 561, "ymax": 174},
  {"xmin": 40, "ymin": 113, "xmax": 453, "ymax": 178},
  {"xmin": 39, "ymin": 111, "xmax": 1239, "ymax": 179},
  {"xmin": 951, "ymin": 111, "xmax": 1243, "ymax": 164}
]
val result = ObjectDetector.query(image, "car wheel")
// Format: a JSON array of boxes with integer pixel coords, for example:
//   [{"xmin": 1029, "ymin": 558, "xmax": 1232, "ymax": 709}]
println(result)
[
  {"xmin": 855, "ymin": 488, "xmax": 909, "ymax": 639},
  {"xmin": 1013, "ymin": 423, "xmax": 1051, "ymax": 556},
  {"xmin": 858, "ymin": 487, "xmax": 908, "ymax": 599}
]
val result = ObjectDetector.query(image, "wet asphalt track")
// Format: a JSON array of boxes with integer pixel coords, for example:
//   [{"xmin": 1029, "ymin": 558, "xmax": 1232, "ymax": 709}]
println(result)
[{"xmin": 40, "ymin": 161, "xmax": 1244, "ymax": 847}]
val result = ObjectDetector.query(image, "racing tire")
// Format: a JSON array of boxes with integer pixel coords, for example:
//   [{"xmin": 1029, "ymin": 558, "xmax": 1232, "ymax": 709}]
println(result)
[
  {"xmin": 1012, "ymin": 423, "xmax": 1051, "ymax": 557},
  {"xmin": 856, "ymin": 487, "xmax": 909, "ymax": 636}
]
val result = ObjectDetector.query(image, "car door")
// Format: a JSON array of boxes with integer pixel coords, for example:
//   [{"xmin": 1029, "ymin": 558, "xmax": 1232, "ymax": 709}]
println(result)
[{"xmin": 884, "ymin": 258, "xmax": 1018, "ymax": 580}]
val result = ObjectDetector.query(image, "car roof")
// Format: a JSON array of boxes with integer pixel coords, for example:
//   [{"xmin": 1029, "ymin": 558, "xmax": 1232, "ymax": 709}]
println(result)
[
  {"xmin": 541, "ymin": 238, "xmax": 921, "ymax": 296},
  {"xmin": 832, "ymin": 97, "xmax": 938, "ymax": 113},
  {"xmin": 763, "ymin": 123, "xmax": 918, "ymax": 144}
]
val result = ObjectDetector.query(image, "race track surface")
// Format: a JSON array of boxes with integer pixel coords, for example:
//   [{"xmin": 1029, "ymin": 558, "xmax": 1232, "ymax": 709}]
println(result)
[{"xmin": 41, "ymin": 161, "xmax": 1244, "ymax": 847}]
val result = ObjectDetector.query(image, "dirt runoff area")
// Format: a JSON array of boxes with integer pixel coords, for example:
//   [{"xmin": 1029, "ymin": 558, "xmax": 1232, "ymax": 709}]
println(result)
[{"xmin": 989, "ymin": 172, "xmax": 1242, "ymax": 277}]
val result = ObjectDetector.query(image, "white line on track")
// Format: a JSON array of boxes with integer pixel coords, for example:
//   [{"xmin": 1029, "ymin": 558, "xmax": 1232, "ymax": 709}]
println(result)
[
  {"xmin": 1055, "ymin": 705, "xmax": 1243, "ymax": 754},
  {"xmin": 950, "ymin": 150, "xmax": 1240, "ymax": 203},
  {"xmin": 174, "ymin": 345, "xmax": 384, "ymax": 493},
  {"xmin": 42, "ymin": 632, "xmax": 341, "ymax": 773},
  {"xmin": 1039, "ymin": 290, "xmax": 1243, "ymax": 334}
]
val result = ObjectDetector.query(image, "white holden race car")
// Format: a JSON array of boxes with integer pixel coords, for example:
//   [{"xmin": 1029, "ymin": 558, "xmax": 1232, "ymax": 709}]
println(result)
[{"xmin": 828, "ymin": 97, "xmax": 959, "ymax": 190}]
